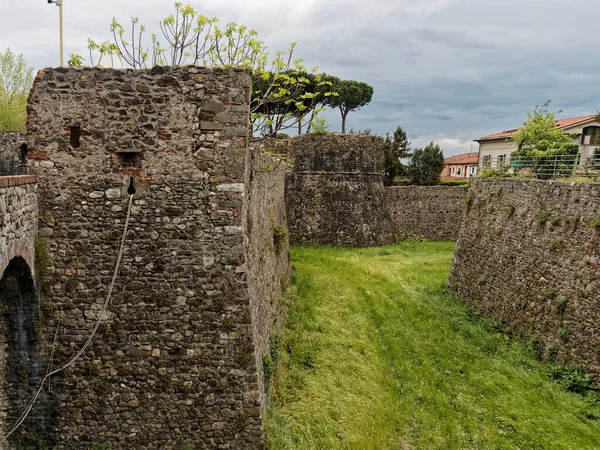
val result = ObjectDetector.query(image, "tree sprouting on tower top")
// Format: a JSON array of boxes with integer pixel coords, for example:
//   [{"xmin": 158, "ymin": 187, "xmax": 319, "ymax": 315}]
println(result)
[
  {"xmin": 326, "ymin": 79, "xmax": 374, "ymax": 133},
  {"xmin": 81, "ymin": 2, "xmax": 338, "ymax": 139}
]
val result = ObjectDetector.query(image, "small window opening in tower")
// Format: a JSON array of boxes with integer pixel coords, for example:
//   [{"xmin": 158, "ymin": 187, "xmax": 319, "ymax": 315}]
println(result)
[
  {"xmin": 69, "ymin": 126, "xmax": 81, "ymax": 148},
  {"xmin": 117, "ymin": 152, "xmax": 141, "ymax": 168}
]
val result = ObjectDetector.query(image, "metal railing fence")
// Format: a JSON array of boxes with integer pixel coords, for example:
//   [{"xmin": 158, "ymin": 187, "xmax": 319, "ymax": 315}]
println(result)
[{"xmin": 479, "ymin": 155, "xmax": 600, "ymax": 180}]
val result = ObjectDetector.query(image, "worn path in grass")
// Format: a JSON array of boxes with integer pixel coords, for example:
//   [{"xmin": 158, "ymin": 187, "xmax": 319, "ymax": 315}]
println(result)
[{"xmin": 266, "ymin": 242, "xmax": 600, "ymax": 450}]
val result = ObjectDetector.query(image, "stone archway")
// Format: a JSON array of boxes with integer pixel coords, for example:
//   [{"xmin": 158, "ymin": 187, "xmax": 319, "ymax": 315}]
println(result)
[{"xmin": 0, "ymin": 256, "xmax": 56, "ymax": 446}]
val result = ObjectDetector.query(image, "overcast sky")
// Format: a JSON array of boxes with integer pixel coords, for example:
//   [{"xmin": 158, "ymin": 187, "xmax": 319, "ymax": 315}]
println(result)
[{"xmin": 1, "ymin": 0, "xmax": 597, "ymax": 156}]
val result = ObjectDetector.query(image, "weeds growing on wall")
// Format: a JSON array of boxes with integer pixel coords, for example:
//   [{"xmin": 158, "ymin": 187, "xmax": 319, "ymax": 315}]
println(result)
[
  {"xmin": 264, "ymin": 330, "xmax": 282, "ymax": 394},
  {"xmin": 587, "ymin": 216, "xmax": 600, "ymax": 231},
  {"xmin": 34, "ymin": 238, "xmax": 50, "ymax": 297},
  {"xmin": 554, "ymin": 295, "xmax": 568, "ymax": 314},
  {"xmin": 464, "ymin": 192, "xmax": 474, "ymax": 212},
  {"xmin": 536, "ymin": 211, "xmax": 550, "ymax": 227},
  {"xmin": 394, "ymin": 230, "xmax": 426, "ymax": 243},
  {"xmin": 272, "ymin": 226, "xmax": 289, "ymax": 254}
]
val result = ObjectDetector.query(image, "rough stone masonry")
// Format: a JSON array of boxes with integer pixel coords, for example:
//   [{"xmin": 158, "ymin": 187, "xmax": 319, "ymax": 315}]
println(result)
[
  {"xmin": 0, "ymin": 131, "xmax": 27, "ymax": 175},
  {"xmin": 284, "ymin": 133, "xmax": 395, "ymax": 247},
  {"xmin": 0, "ymin": 175, "xmax": 38, "ymax": 277},
  {"xmin": 0, "ymin": 175, "xmax": 43, "ymax": 442},
  {"xmin": 385, "ymin": 185, "xmax": 467, "ymax": 241},
  {"xmin": 281, "ymin": 133, "xmax": 466, "ymax": 246},
  {"xmin": 21, "ymin": 66, "xmax": 289, "ymax": 449},
  {"xmin": 449, "ymin": 178, "xmax": 600, "ymax": 382}
]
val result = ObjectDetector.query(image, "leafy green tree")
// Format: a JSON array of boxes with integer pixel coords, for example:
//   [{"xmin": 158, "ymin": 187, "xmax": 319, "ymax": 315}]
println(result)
[
  {"xmin": 512, "ymin": 101, "xmax": 578, "ymax": 155},
  {"xmin": 85, "ymin": 39, "xmax": 121, "ymax": 67},
  {"xmin": 251, "ymin": 70, "xmax": 337, "ymax": 136},
  {"xmin": 298, "ymin": 73, "xmax": 339, "ymax": 134},
  {"xmin": 511, "ymin": 101, "xmax": 579, "ymax": 178},
  {"xmin": 383, "ymin": 126, "xmax": 411, "ymax": 186},
  {"xmin": 407, "ymin": 142, "xmax": 444, "ymax": 186},
  {"xmin": 0, "ymin": 48, "xmax": 35, "ymax": 132},
  {"xmin": 326, "ymin": 79, "xmax": 373, "ymax": 133},
  {"xmin": 68, "ymin": 54, "xmax": 85, "ymax": 67},
  {"xmin": 87, "ymin": 3, "xmax": 335, "ymax": 138},
  {"xmin": 309, "ymin": 115, "xmax": 330, "ymax": 135}
]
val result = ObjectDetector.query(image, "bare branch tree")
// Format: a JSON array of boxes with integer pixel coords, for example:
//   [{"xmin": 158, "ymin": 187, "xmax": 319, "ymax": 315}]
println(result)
[{"xmin": 85, "ymin": 3, "xmax": 337, "ymax": 138}]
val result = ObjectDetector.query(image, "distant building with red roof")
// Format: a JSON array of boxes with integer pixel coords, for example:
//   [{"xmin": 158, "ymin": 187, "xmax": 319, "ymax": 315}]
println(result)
[
  {"xmin": 441, "ymin": 152, "xmax": 479, "ymax": 180},
  {"xmin": 476, "ymin": 114, "xmax": 600, "ymax": 168}
]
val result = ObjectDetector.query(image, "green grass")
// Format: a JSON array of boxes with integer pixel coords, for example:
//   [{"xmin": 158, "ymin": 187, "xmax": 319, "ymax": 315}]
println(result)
[{"xmin": 266, "ymin": 241, "xmax": 600, "ymax": 450}]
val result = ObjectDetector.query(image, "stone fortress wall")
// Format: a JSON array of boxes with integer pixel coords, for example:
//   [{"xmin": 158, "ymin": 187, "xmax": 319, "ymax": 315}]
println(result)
[
  {"xmin": 385, "ymin": 185, "xmax": 466, "ymax": 240},
  {"xmin": 0, "ymin": 175, "xmax": 41, "ymax": 440},
  {"xmin": 281, "ymin": 133, "xmax": 466, "ymax": 246},
  {"xmin": 243, "ymin": 145, "xmax": 291, "ymax": 418},
  {"xmin": 0, "ymin": 131, "xmax": 27, "ymax": 175},
  {"xmin": 448, "ymin": 178, "xmax": 600, "ymax": 381},
  {"xmin": 2, "ymin": 64, "xmax": 556, "ymax": 449},
  {"xmin": 1, "ymin": 66, "xmax": 469, "ymax": 448},
  {"xmin": 16, "ymin": 66, "xmax": 289, "ymax": 449},
  {"xmin": 284, "ymin": 133, "xmax": 395, "ymax": 247},
  {"xmin": 0, "ymin": 131, "xmax": 23, "ymax": 158}
]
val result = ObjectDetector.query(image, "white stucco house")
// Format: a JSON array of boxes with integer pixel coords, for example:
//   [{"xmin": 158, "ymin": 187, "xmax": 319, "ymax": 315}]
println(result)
[{"xmin": 476, "ymin": 114, "xmax": 600, "ymax": 168}]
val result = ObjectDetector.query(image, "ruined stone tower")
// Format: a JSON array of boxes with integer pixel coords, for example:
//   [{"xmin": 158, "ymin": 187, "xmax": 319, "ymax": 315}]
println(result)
[
  {"xmin": 285, "ymin": 133, "xmax": 394, "ymax": 247},
  {"xmin": 21, "ymin": 66, "xmax": 289, "ymax": 448}
]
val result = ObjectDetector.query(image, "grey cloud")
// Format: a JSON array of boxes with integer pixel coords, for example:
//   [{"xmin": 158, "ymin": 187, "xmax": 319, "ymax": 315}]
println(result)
[
  {"xmin": 2, "ymin": 0, "xmax": 600, "ymax": 156},
  {"xmin": 411, "ymin": 28, "xmax": 495, "ymax": 49}
]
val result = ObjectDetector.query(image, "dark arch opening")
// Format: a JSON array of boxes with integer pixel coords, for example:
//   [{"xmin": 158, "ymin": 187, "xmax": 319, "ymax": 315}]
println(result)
[
  {"xmin": 0, "ymin": 257, "xmax": 57, "ymax": 446},
  {"xmin": 128, "ymin": 176, "xmax": 136, "ymax": 195},
  {"xmin": 19, "ymin": 143, "xmax": 28, "ymax": 164},
  {"xmin": 69, "ymin": 125, "xmax": 81, "ymax": 149}
]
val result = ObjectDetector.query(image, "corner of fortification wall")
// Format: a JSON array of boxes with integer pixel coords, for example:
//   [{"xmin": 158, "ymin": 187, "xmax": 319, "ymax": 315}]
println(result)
[{"xmin": 10, "ymin": 65, "xmax": 288, "ymax": 449}]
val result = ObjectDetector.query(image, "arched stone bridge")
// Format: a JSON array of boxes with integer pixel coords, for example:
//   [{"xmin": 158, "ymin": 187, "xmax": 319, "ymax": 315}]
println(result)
[
  {"xmin": 0, "ymin": 175, "xmax": 38, "ymax": 279},
  {"xmin": 0, "ymin": 174, "xmax": 41, "ymax": 437}
]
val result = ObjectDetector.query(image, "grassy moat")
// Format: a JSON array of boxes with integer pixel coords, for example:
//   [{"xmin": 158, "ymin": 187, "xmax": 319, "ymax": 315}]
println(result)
[{"xmin": 266, "ymin": 242, "xmax": 600, "ymax": 449}]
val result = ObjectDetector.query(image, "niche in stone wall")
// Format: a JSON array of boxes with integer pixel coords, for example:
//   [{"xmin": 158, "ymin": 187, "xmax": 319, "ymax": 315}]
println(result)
[
  {"xmin": 0, "ymin": 257, "xmax": 57, "ymax": 446},
  {"xmin": 69, "ymin": 125, "xmax": 81, "ymax": 149},
  {"xmin": 116, "ymin": 151, "xmax": 142, "ymax": 168},
  {"xmin": 121, "ymin": 174, "xmax": 146, "ymax": 199},
  {"xmin": 19, "ymin": 143, "xmax": 28, "ymax": 163}
]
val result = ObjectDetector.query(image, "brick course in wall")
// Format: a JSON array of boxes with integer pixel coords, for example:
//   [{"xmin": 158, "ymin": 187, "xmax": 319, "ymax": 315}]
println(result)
[
  {"xmin": 20, "ymin": 66, "xmax": 289, "ymax": 449},
  {"xmin": 285, "ymin": 134, "xmax": 394, "ymax": 247},
  {"xmin": 448, "ymin": 178, "xmax": 600, "ymax": 381},
  {"xmin": 385, "ymin": 185, "xmax": 467, "ymax": 240}
]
